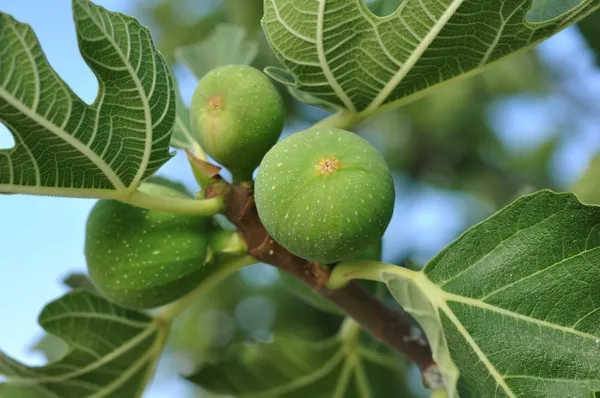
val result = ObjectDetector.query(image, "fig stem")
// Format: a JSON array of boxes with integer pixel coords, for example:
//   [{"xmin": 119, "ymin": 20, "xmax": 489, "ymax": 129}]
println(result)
[
  {"xmin": 221, "ymin": 183, "xmax": 435, "ymax": 374},
  {"xmin": 313, "ymin": 111, "xmax": 363, "ymax": 130},
  {"xmin": 231, "ymin": 168, "xmax": 255, "ymax": 184},
  {"xmin": 156, "ymin": 254, "xmax": 256, "ymax": 323},
  {"xmin": 121, "ymin": 189, "xmax": 225, "ymax": 216},
  {"xmin": 327, "ymin": 260, "xmax": 415, "ymax": 290}
]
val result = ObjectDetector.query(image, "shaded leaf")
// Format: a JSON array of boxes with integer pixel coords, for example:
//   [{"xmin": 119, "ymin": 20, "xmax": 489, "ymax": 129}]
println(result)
[
  {"xmin": 0, "ymin": 290, "xmax": 165, "ymax": 397},
  {"xmin": 62, "ymin": 273, "xmax": 97, "ymax": 293},
  {"xmin": 574, "ymin": 153, "xmax": 600, "ymax": 205},
  {"xmin": 262, "ymin": 0, "xmax": 600, "ymax": 114},
  {"xmin": 29, "ymin": 334, "xmax": 69, "ymax": 364},
  {"xmin": 578, "ymin": 11, "xmax": 600, "ymax": 64},
  {"xmin": 384, "ymin": 190, "xmax": 600, "ymax": 397},
  {"xmin": 175, "ymin": 23, "xmax": 259, "ymax": 80},
  {"xmin": 0, "ymin": 0, "xmax": 175, "ymax": 200},
  {"xmin": 187, "ymin": 330, "xmax": 413, "ymax": 397},
  {"xmin": 169, "ymin": 86, "xmax": 202, "ymax": 153}
]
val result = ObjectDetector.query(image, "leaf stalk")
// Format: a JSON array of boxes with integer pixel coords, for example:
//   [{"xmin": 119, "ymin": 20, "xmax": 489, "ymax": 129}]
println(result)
[{"xmin": 122, "ymin": 189, "xmax": 225, "ymax": 215}]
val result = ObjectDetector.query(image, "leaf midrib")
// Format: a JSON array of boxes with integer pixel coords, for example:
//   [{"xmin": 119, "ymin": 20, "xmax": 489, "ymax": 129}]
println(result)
[
  {"xmin": 77, "ymin": 1, "xmax": 154, "ymax": 196},
  {"xmin": 443, "ymin": 291, "xmax": 600, "ymax": 342},
  {"xmin": 8, "ymin": 326, "xmax": 156, "ymax": 384},
  {"xmin": 317, "ymin": 0, "xmax": 356, "ymax": 112},
  {"xmin": 413, "ymin": 269, "xmax": 600, "ymax": 398},
  {"xmin": 362, "ymin": 0, "xmax": 465, "ymax": 114},
  {"xmin": 0, "ymin": 86, "xmax": 125, "ymax": 191},
  {"xmin": 42, "ymin": 312, "xmax": 150, "ymax": 329}
]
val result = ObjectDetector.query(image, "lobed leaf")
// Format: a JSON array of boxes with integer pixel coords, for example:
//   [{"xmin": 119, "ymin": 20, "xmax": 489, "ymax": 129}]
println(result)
[
  {"xmin": 0, "ymin": 0, "xmax": 175, "ymax": 200},
  {"xmin": 385, "ymin": 190, "xmax": 600, "ymax": 397},
  {"xmin": 262, "ymin": 0, "xmax": 600, "ymax": 115},
  {"xmin": 0, "ymin": 290, "xmax": 164, "ymax": 397}
]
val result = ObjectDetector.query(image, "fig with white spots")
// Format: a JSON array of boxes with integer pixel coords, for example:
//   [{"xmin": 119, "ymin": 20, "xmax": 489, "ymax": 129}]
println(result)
[
  {"xmin": 85, "ymin": 182, "xmax": 211, "ymax": 309},
  {"xmin": 255, "ymin": 128, "xmax": 395, "ymax": 263}
]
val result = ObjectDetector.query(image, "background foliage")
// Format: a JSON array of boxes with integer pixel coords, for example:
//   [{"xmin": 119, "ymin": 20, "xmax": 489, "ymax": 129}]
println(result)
[{"xmin": 1, "ymin": 0, "xmax": 600, "ymax": 397}]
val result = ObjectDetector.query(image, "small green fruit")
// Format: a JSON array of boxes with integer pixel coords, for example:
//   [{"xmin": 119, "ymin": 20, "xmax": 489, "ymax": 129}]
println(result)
[
  {"xmin": 255, "ymin": 128, "xmax": 395, "ymax": 263},
  {"xmin": 85, "ymin": 182, "xmax": 211, "ymax": 309},
  {"xmin": 190, "ymin": 65, "xmax": 285, "ymax": 180}
]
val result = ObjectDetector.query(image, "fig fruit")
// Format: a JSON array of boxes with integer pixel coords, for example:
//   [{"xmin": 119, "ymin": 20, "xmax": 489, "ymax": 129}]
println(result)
[
  {"xmin": 255, "ymin": 128, "xmax": 395, "ymax": 263},
  {"xmin": 190, "ymin": 64, "xmax": 285, "ymax": 180},
  {"xmin": 85, "ymin": 181, "xmax": 211, "ymax": 309}
]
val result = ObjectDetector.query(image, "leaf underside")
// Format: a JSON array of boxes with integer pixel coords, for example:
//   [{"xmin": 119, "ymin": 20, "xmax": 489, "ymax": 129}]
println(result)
[
  {"xmin": 0, "ymin": 0, "xmax": 175, "ymax": 199},
  {"xmin": 0, "ymin": 290, "xmax": 162, "ymax": 398},
  {"xmin": 262, "ymin": 0, "xmax": 600, "ymax": 114},
  {"xmin": 188, "ymin": 333, "xmax": 413, "ymax": 398},
  {"xmin": 386, "ymin": 190, "xmax": 600, "ymax": 398}
]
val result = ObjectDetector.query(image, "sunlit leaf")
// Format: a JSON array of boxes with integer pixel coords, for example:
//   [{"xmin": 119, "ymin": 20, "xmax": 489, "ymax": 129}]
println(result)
[
  {"xmin": 0, "ymin": 0, "xmax": 175, "ymax": 200},
  {"xmin": 0, "ymin": 290, "xmax": 165, "ymax": 397},
  {"xmin": 262, "ymin": 0, "xmax": 600, "ymax": 114},
  {"xmin": 385, "ymin": 190, "xmax": 600, "ymax": 397}
]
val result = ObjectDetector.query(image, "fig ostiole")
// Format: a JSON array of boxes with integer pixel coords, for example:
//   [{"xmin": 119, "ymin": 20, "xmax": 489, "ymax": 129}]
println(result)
[
  {"xmin": 190, "ymin": 64, "xmax": 285, "ymax": 181},
  {"xmin": 255, "ymin": 128, "xmax": 395, "ymax": 264},
  {"xmin": 85, "ymin": 181, "xmax": 212, "ymax": 309}
]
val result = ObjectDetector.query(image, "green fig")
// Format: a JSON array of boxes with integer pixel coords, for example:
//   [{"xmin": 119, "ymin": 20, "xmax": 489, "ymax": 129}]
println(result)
[
  {"xmin": 255, "ymin": 128, "xmax": 395, "ymax": 264},
  {"xmin": 85, "ymin": 181, "xmax": 211, "ymax": 309},
  {"xmin": 190, "ymin": 64, "xmax": 285, "ymax": 180}
]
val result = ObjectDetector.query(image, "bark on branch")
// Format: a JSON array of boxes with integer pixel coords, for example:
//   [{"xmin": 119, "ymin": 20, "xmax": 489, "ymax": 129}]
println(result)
[{"xmin": 207, "ymin": 180, "xmax": 436, "ymax": 376}]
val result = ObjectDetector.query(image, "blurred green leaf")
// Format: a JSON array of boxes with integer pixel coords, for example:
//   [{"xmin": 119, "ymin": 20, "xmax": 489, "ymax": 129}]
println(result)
[
  {"xmin": 223, "ymin": 0, "xmax": 264, "ymax": 33},
  {"xmin": 29, "ymin": 334, "xmax": 69, "ymax": 364},
  {"xmin": 0, "ymin": 290, "xmax": 165, "ymax": 397},
  {"xmin": 578, "ymin": 11, "xmax": 600, "ymax": 65},
  {"xmin": 187, "ymin": 328, "xmax": 414, "ymax": 397},
  {"xmin": 579, "ymin": 11, "xmax": 600, "ymax": 64},
  {"xmin": 175, "ymin": 23, "xmax": 259, "ymax": 81},
  {"xmin": 138, "ymin": 1, "xmax": 222, "ymax": 64},
  {"xmin": 170, "ymin": 86, "xmax": 201, "ymax": 152},
  {"xmin": 62, "ymin": 273, "xmax": 97, "ymax": 293},
  {"xmin": 574, "ymin": 153, "xmax": 600, "ymax": 204},
  {"xmin": 169, "ymin": 268, "xmax": 340, "ymax": 368}
]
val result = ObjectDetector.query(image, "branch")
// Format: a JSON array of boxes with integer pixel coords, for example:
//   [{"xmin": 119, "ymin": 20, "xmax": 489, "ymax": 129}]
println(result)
[{"xmin": 206, "ymin": 181, "xmax": 436, "ymax": 376}]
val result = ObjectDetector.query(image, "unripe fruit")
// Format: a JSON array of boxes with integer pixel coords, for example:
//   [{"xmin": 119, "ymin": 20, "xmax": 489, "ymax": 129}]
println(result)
[
  {"xmin": 85, "ymin": 182, "xmax": 210, "ymax": 309},
  {"xmin": 255, "ymin": 128, "xmax": 395, "ymax": 263},
  {"xmin": 190, "ymin": 65, "xmax": 285, "ymax": 180}
]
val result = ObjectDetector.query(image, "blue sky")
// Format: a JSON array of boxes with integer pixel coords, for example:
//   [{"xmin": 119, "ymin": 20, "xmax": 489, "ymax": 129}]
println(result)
[{"xmin": 1, "ymin": 1, "xmax": 599, "ymax": 397}]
